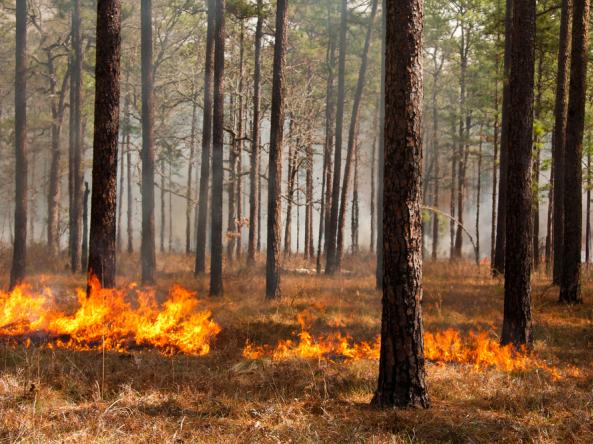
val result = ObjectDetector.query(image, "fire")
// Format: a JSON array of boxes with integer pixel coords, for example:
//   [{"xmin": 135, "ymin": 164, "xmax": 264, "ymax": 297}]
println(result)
[
  {"xmin": 0, "ymin": 276, "xmax": 221, "ymax": 356},
  {"xmin": 243, "ymin": 316, "xmax": 559, "ymax": 376}
]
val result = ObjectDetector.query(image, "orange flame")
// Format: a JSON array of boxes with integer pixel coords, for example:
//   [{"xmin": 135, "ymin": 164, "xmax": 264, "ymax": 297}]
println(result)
[
  {"xmin": 0, "ymin": 276, "xmax": 221, "ymax": 356},
  {"xmin": 243, "ymin": 317, "xmax": 560, "ymax": 377}
]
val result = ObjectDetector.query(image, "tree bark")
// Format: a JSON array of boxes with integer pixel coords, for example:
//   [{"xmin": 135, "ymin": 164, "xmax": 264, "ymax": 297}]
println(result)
[
  {"xmin": 335, "ymin": 0, "xmax": 378, "ymax": 269},
  {"xmin": 248, "ymin": 0, "xmax": 263, "ymax": 265},
  {"xmin": 266, "ymin": 0, "xmax": 288, "ymax": 299},
  {"xmin": 532, "ymin": 49, "xmax": 544, "ymax": 268},
  {"xmin": 236, "ymin": 22, "xmax": 245, "ymax": 260},
  {"xmin": 372, "ymin": 0, "xmax": 429, "ymax": 409},
  {"xmin": 210, "ymin": 0, "xmax": 226, "ymax": 296},
  {"xmin": 493, "ymin": 0, "xmax": 513, "ymax": 276},
  {"xmin": 560, "ymin": 0, "xmax": 589, "ymax": 304},
  {"xmin": 82, "ymin": 182, "xmax": 90, "ymax": 270},
  {"xmin": 375, "ymin": 0, "xmax": 386, "ymax": 290},
  {"xmin": 10, "ymin": 0, "xmax": 28, "ymax": 289},
  {"xmin": 87, "ymin": 0, "xmax": 121, "ymax": 291},
  {"xmin": 195, "ymin": 0, "xmax": 216, "ymax": 275},
  {"xmin": 125, "ymin": 80, "xmax": 133, "ymax": 254},
  {"xmin": 501, "ymin": 0, "xmax": 535, "ymax": 348},
  {"xmin": 586, "ymin": 130, "xmax": 591, "ymax": 265},
  {"xmin": 186, "ymin": 83, "xmax": 198, "ymax": 254},
  {"xmin": 325, "ymin": 0, "xmax": 347, "ymax": 275},
  {"xmin": 69, "ymin": 0, "xmax": 84, "ymax": 274},
  {"xmin": 552, "ymin": 0, "xmax": 572, "ymax": 284}
]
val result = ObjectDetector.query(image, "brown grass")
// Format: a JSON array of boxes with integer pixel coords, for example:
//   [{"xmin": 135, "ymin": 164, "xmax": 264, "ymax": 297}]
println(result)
[{"xmin": 0, "ymin": 253, "xmax": 592, "ymax": 443}]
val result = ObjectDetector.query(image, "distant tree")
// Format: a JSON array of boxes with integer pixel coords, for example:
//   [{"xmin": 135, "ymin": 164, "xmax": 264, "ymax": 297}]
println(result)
[
  {"xmin": 266, "ymin": 0, "xmax": 288, "ymax": 299},
  {"xmin": 10, "ymin": 0, "xmax": 28, "ymax": 290},
  {"xmin": 501, "ymin": 0, "xmax": 535, "ymax": 347},
  {"xmin": 87, "ymin": 0, "xmax": 122, "ymax": 291},
  {"xmin": 560, "ymin": 0, "xmax": 590, "ymax": 304},
  {"xmin": 140, "ymin": 0, "xmax": 157, "ymax": 284},
  {"xmin": 195, "ymin": 0, "xmax": 216, "ymax": 275},
  {"xmin": 552, "ymin": 0, "xmax": 572, "ymax": 284},
  {"xmin": 372, "ymin": 0, "xmax": 429, "ymax": 409},
  {"xmin": 210, "ymin": 0, "xmax": 226, "ymax": 296}
]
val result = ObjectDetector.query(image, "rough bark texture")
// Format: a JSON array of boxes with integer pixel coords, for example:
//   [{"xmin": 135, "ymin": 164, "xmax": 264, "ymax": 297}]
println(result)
[
  {"xmin": 552, "ymin": 0, "xmax": 572, "ymax": 284},
  {"xmin": 140, "ymin": 0, "xmax": 157, "ymax": 283},
  {"xmin": 560, "ymin": 0, "xmax": 589, "ymax": 304},
  {"xmin": 493, "ymin": 0, "xmax": 512, "ymax": 276},
  {"xmin": 87, "ymin": 0, "xmax": 121, "ymax": 291},
  {"xmin": 501, "ymin": 0, "xmax": 535, "ymax": 348},
  {"xmin": 248, "ymin": 0, "xmax": 263, "ymax": 265},
  {"xmin": 325, "ymin": 0, "xmax": 347, "ymax": 275},
  {"xmin": 195, "ymin": 0, "xmax": 215, "ymax": 275},
  {"xmin": 375, "ymin": 0, "xmax": 386, "ymax": 290},
  {"xmin": 336, "ymin": 0, "xmax": 378, "ymax": 269},
  {"xmin": 210, "ymin": 0, "xmax": 225, "ymax": 297},
  {"xmin": 69, "ymin": 0, "xmax": 84, "ymax": 274},
  {"xmin": 266, "ymin": 0, "xmax": 288, "ymax": 299},
  {"xmin": 10, "ymin": 0, "xmax": 28, "ymax": 290},
  {"xmin": 372, "ymin": 0, "xmax": 429, "ymax": 410}
]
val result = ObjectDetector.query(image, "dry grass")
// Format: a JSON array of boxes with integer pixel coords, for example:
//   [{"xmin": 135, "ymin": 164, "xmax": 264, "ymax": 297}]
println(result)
[{"xmin": 0, "ymin": 253, "xmax": 592, "ymax": 443}]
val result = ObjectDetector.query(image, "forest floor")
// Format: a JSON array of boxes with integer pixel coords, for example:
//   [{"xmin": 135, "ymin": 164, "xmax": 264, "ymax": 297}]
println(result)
[{"xmin": 0, "ymin": 250, "xmax": 592, "ymax": 443}]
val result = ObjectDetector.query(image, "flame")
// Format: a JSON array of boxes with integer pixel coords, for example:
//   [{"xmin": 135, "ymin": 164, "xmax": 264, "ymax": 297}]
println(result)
[
  {"xmin": 243, "ymin": 317, "xmax": 560, "ymax": 376},
  {"xmin": 0, "ymin": 276, "xmax": 221, "ymax": 356}
]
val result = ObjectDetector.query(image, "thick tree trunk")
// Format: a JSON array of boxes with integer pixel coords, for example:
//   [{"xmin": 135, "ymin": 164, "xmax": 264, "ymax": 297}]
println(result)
[
  {"xmin": 552, "ymin": 0, "xmax": 572, "ymax": 284},
  {"xmin": 10, "ymin": 0, "xmax": 28, "ymax": 289},
  {"xmin": 87, "ymin": 0, "xmax": 121, "ymax": 291},
  {"xmin": 69, "ymin": 0, "xmax": 84, "ymax": 274},
  {"xmin": 335, "ymin": 0, "xmax": 378, "ymax": 269},
  {"xmin": 140, "ymin": 0, "xmax": 157, "ymax": 283},
  {"xmin": 325, "ymin": 0, "xmax": 347, "ymax": 275},
  {"xmin": 501, "ymin": 0, "xmax": 535, "ymax": 348},
  {"xmin": 372, "ymin": 0, "xmax": 429, "ymax": 409},
  {"xmin": 560, "ymin": 0, "xmax": 589, "ymax": 304},
  {"xmin": 248, "ymin": 0, "xmax": 263, "ymax": 265},
  {"xmin": 493, "ymin": 0, "xmax": 513, "ymax": 276},
  {"xmin": 210, "ymin": 0, "xmax": 226, "ymax": 296},
  {"xmin": 266, "ymin": 0, "xmax": 288, "ymax": 299},
  {"xmin": 195, "ymin": 0, "xmax": 216, "ymax": 275}
]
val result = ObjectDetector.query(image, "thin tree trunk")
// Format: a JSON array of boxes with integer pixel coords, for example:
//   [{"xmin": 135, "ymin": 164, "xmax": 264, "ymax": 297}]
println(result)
[
  {"xmin": 69, "ymin": 0, "xmax": 84, "ymax": 274},
  {"xmin": 586, "ymin": 130, "xmax": 591, "ymax": 265},
  {"xmin": 248, "ymin": 0, "xmax": 263, "ymax": 265},
  {"xmin": 266, "ymin": 0, "xmax": 288, "ymax": 299},
  {"xmin": 160, "ymin": 158, "xmax": 166, "ymax": 253},
  {"xmin": 210, "ymin": 0, "xmax": 226, "ymax": 296},
  {"xmin": 82, "ymin": 182, "xmax": 90, "ymax": 270},
  {"xmin": 552, "ymin": 0, "xmax": 572, "ymax": 284},
  {"xmin": 125, "ymin": 89, "xmax": 133, "ymax": 254},
  {"xmin": 87, "ymin": 0, "xmax": 121, "ymax": 291},
  {"xmin": 236, "ymin": 22, "xmax": 245, "ymax": 260},
  {"xmin": 476, "ymin": 124, "xmax": 483, "ymax": 262},
  {"xmin": 195, "ymin": 0, "xmax": 215, "ymax": 275},
  {"xmin": 370, "ymin": 104, "xmax": 378, "ymax": 254},
  {"xmin": 501, "ymin": 0, "xmax": 535, "ymax": 347},
  {"xmin": 375, "ymin": 0, "xmax": 386, "ymax": 290},
  {"xmin": 491, "ymin": 46, "xmax": 500, "ymax": 265},
  {"xmin": 227, "ymin": 93, "xmax": 237, "ymax": 263},
  {"xmin": 10, "ymin": 0, "xmax": 28, "ymax": 289},
  {"xmin": 560, "ymin": 0, "xmax": 589, "ymax": 304},
  {"xmin": 493, "ymin": 0, "xmax": 513, "ymax": 276},
  {"xmin": 284, "ymin": 126, "xmax": 297, "ymax": 256},
  {"xmin": 336, "ymin": 0, "xmax": 378, "ymax": 269},
  {"xmin": 431, "ymin": 55, "xmax": 442, "ymax": 262},
  {"xmin": 325, "ymin": 0, "xmax": 347, "ymax": 275},
  {"xmin": 186, "ymin": 84, "xmax": 198, "ymax": 254},
  {"xmin": 168, "ymin": 163, "xmax": 173, "ymax": 252},
  {"xmin": 532, "ymin": 48, "xmax": 544, "ymax": 268},
  {"xmin": 351, "ymin": 133, "xmax": 360, "ymax": 254},
  {"xmin": 372, "ymin": 0, "xmax": 429, "ymax": 409}
]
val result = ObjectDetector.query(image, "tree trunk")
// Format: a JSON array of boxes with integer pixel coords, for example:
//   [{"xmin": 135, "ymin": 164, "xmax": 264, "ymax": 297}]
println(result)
[
  {"xmin": 431, "ymin": 58, "xmax": 441, "ymax": 262},
  {"xmin": 560, "ymin": 0, "xmax": 589, "ymax": 304},
  {"xmin": 236, "ymin": 22, "xmax": 245, "ymax": 260},
  {"xmin": 501, "ymin": 0, "xmax": 535, "ymax": 348},
  {"xmin": 140, "ymin": 0, "xmax": 157, "ymax": 283},
  {"xmin": 336, "ymin": 0, "xmax": 378, "ymax": 269},
  {"xmin": 370, "ymin": 104, "xmax": 378, "ymax": 254},
  {"xmin": 210, "ymin": 0, "xmax": 226, "ymax": 296},
  {"xmin": 82, "ymin": 182, "xmax": 90, "ymax": 270},
  {"xmin": 532, "ymin": 49, "xmax": 544, "ymax": 268},
  {"xmin": 69, "ymin": 0, "xmax": 84, "ymax": 274},
  {"xmin": 493, "ymin": 0, "xmax": 513, "ymax": 276},
  {"xmin": 186, "ymin": 83, "xmax": 198, "ymax": 254},
  {"xmin": 305, "ymin": 140, "xmax": 314, "ymax": 260},
  {"xmin": 372, "ymin": 0, "xmax": 429, "ymax": 409},
  {"xmin": 476, "ymin": 125, "xmax": 483, "ymax": 262},
  {"xmin": 248, "ymin": 0, "xmax": 263, "ymax": 265},
  {"xmin": 552, "ymin": 0, "xmax": 572, "ymax": 284},
  {"xmin": 10, "ymin": 0, "xmax": 28, "ymax": 289},
  {"xmin": 325, "ymin": 0, "xmax": 347, "ymax": 275},
  {"xmin": 375, "ymin": 0, "xmax": 386, "ymax": 290},
  {"xmin": 160, "ymin": 158, "xmax": 166, "ymax": 253},
  {"xmin": 266, "ymin": 0, "xmax": 288, "ymax": 299},
  {"xmin": 586, "ymin": 130, "xmax": 591, "ymax": 265},
  {"xmin": 125, "ymin": 90, "xmax": 133, "ymax": 254},
  {"xmin": 284, "ymin": 125, "xmax": 297, "ymax": 256},
  {"xmin": 227, "ymin": 93, "xmax": 237, "ymax": 263},
  {"xmin": 87, "ymin": 0, "xmax": 121, "ymax": 291},
  {"xmin": 195, "ymin": 0, "xmax": 216, "ymax": 275},
  {"xmin": 351, "ymin": 134, "xmax": 360, "ymax": 254},
  {"xmin": 491, "ymin": 44, "xmax": 500, "ymax": 266}
]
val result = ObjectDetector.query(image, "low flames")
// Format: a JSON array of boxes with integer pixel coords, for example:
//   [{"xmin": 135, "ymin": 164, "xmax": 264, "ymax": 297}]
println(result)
[
  {"xmin": 243, "ymin": 315, "xmax": 560, "ymax": 377},
  {"xmin": 0, "ymin": 276, "xmax": 221, "ymax": 356}
]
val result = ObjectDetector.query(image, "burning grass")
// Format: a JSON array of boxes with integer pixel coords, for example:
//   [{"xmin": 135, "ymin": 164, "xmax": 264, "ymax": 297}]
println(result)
[{"xmin": 0, "ymin": 255, "xmax": 591, "ymax": 442}]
